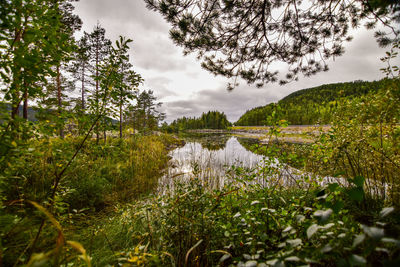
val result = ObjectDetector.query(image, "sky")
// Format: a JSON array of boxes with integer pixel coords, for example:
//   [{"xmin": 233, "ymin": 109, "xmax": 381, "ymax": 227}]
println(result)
[{"xmin": 73, "ymin": 0, "xmax": 396, "ymax": 123}]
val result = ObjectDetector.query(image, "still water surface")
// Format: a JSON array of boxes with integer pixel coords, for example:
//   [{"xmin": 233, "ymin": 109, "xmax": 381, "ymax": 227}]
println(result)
[
  {"xmin": 157, "ymin": 134, "xmax": 297, "ymax": 193},
  {"xmin": 157, "ymin": 133, "xmax": 341, "ymax": 194}
]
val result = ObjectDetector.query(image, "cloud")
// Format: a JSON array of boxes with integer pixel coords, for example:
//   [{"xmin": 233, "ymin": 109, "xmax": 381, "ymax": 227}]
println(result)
[
  {"xmin": 74, "ymin": 1, "xmax": 395, "ymax": 125},
  {"xmin": 74, "ymin": 0, "xmax": 190, "ymax": 72},
  {"xmin": 163, "ymin": 84, "xmax": 280, "ymax": 123},
  {"xmin": 143, "ymin": 76, "xmax": 179, "ymax": 100},
  {"xmin": 75, "ymin": 0, "xmax": 168, "ymax": 33}
]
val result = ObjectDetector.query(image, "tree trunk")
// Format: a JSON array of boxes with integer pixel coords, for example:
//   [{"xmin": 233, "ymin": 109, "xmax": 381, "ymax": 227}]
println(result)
[
  {"xmin": 10, "ymin": 18, "xmax": 22, "ymax": 130},
  {"xmin": 119, "ymin": 101, "xmax": 123, "ymax": 138},
  {"xmin": 23, "ymin": 88, "xmax": 28, "ymax": 120},
  {"xmin": 11, "ymin": 98, "xmax": 20, "ymax": 119},
  {"xmin": 103, "ymin": 119, "xmax": 106, "ymax": 143},
  {"xmin": 81, "ymin": 63, "xmax": 85, "ymax": 110},
  {"xmin": 95, "ymin": 43, "xmax": 99, "ymax": 143},
  {"xmin": 57, "ymin": 65, "xmax": 64, "ymax": 138}
]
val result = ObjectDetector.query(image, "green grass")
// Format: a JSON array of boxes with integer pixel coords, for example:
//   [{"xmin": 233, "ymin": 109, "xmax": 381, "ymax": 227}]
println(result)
[
  {"xmin": 72, "ymin": 178, "xmax": 400, "ymax": 266},
  {"xmin": 0, "ymin": 134, "xmax": 176, "ymax": 265}
]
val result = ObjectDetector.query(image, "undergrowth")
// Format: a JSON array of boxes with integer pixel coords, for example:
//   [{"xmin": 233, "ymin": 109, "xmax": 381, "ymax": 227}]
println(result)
[
  {"xmin": 0, "ymin": 134, "xmax": 173, "ymax": 265},
  {"xmin": 76, "ymin": 178, "xmax": 400, "ymax": 266}
]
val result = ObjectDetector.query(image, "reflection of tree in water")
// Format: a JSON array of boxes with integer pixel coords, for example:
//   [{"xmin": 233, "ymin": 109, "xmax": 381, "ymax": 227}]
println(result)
[
  {"xmin": 237, "ymin": 137, "xmax": 261, "ymax": 154},
  {"xmin": 198, "ymin": 135, "xmax": 230, "ymax": 151},
  {"xmin": 179, "ymin": 133, "xmax": 229, "ymax": 151},
  {"xmin": 201, "ymin": 137, "xmax": 228, "ymax": 151},
  {"xmin": 237, "ymin": 137, "xmax": 311, "ymax": 169}
]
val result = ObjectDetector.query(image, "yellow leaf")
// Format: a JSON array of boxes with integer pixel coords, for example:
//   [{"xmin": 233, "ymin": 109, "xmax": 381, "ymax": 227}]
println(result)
[
  {"xmin": 128, "ymin": 255, "xmax": 139, "ymax": 263},
  {"xmin": 67, "ymin": 240, "xmax": 86, "ymax": 254},
  {"xmin": 67, "ymin": 241, "xmax": 92, "ymax": 267},
  {"xmin": 11, "ymin": 141, "xmax": 17, "ymax": 147},
  {"xmin": 28, "ymin": 201, "xmax": 62, "ymax": 232}
]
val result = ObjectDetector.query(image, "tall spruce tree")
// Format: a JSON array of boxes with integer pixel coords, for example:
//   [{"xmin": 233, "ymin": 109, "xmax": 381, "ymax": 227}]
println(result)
[
  {"xmin": 87, "ymin": 24, "xmax": 111, "ymax": 142},
  {"xmin": 70, "ymin": 32, "xmax": 91, "ymax": 112},
  {"xmin": 127, "ymin": 90, "xmax": 165, "ymax": 134},
  {"xmin": 107, "ymin": 36, "xmax": 143, "ymax": 138},
  {"xmin": 52, "ymin": 0, "xmax": 81, "ymax": 138}
]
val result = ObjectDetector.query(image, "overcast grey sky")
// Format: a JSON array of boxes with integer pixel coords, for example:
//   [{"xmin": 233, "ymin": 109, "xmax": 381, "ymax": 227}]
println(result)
[{"xmin": 73, "ymin": 0, "xmax": 395, "ymax": 123}]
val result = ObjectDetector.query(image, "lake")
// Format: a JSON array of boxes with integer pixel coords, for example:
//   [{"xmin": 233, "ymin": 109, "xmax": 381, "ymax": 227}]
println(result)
[{"xmin": 157, "ymin": 133, "xmax": 311, "ymax": 193}]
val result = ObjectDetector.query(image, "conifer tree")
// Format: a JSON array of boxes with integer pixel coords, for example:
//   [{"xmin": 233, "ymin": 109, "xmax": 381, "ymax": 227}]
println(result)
[
  {"xmin": 108, "ymin": 36, "xmax": 143, "ymax": 138},
  {"xmin": 146, "ymin": 0, "xmax": 399, "ymax": 88},
  {"xmin": 127, "ymin": 90, "xmax": 165, "ymax": 133},
  {"xmin": 71, "ymin": 33, "xmax": 91, "ymax": 112},
  {"xmin": 87, "ymin": 24, "xmax": 111, "ymax": 142}
]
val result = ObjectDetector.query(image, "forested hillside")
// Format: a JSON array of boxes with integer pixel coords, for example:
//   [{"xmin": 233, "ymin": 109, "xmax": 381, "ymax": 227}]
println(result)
[
  {"xmin": 166, "ymin": 110, "xmax": 231, "ymax": 131},
  {"xmin": 235, "ymin": 79, "xmax": 398, "ymax": 125}
]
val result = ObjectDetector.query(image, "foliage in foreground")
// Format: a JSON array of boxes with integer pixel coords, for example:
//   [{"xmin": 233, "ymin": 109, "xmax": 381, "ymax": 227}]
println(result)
[
  {"xmin": 80, "ymin": 178, "xmax": 400, "ymax": 266},
  {"xmin": 0, "ymin": 134, "xmax": 173, "ymax": 266}
]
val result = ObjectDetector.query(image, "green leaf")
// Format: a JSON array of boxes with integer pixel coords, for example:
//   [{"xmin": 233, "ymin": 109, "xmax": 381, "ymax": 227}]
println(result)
[
  {"xmin": 352, "ymin": 176, "xmax": 365, "ymax": 187},
  {"xmin": 361, "ymin": 225, "xmax": 384, "ymax": 241},
  {"xmin": 307, "ymin": 224, "xmax": 319, "ymax": 239},
  {"xmin": 347, "ymin": 187, "xmax": 364, "ymax": 202},
  {"xmin": 285, "ymin": 256, "xmax": 300, "ymax": 262},
  {"xmin": 328, "ymin": 182, "xmax": 339, "ymax": 192},
  {"xmin": 266, "ymin": 259, "xmax": 285, "ymax": 267},
  {"xmin": 381, "ymin": 238, "xmax": 400, "ymax": 247},
  {"xmin": 349, "ymin": 254, "xmax": 366, "ymax": 266},
  {"xmin": 314, "ymin": 209, "xmax": 332, "ymax": 223},
  {"xmin": 379, "ymin": 207, "xmax": 394, "ymax": 218},
  {"xmin": 320, "ymin": 244, "xmax": 333, "ymax": 253},
  {"xmin": 245, "ymin": 260, "xmax": 258, "ymax": 267},
  {"xmin": 287, "ymin": 238, "xmax": 302, "ymax": 247},
  {"xmin": 352, "ymin": 234, "xmax": 365, "ymax": 247},
  {"xmin": 332, "ymin": 200, "xmax": 344, "ymax": 213},
  {"xmin": 219, "ymin": 254, "xmax": 231, "ymax": 263}
]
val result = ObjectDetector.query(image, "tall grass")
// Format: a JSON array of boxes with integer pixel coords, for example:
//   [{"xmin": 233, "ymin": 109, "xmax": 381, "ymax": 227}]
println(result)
[
  {"xmin": 75, "ymin": 178, "xmax": 400, "ymax": 266},
  {"xmin": 0, "ymin": 134, "xmax": 173, "ymax": 265}
]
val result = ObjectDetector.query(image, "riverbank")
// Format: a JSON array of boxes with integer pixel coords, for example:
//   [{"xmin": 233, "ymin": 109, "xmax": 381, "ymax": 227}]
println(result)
[
  {"xmin": 186, "ymin": 125, "xmax": 330, "ymax": 144},
  {"xmin": 6, "ymin": 130, "xmax": 398, "ymax": 266}
]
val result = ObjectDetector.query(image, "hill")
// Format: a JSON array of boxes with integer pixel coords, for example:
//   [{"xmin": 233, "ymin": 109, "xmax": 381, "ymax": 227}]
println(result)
[
  {"xmin": 235, "ymin": 79, "xmax": 397, "ymax": 125},
  {"xmin": 166, "ymin": 110, "xmax": 231, "ymax": 131}
]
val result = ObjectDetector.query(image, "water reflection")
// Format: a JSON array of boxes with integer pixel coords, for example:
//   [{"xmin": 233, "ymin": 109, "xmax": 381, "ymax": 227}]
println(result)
[
  {"xmin": 158, "ymin": 136, "xmax": 265, "ymax": 193},
  {"xmin": 158, "ymin": 134, "xmax": 340, "ymax": 194},
  {"xmin": 177, "ymin": 132, "xmax": 230, "ymax": 151}
]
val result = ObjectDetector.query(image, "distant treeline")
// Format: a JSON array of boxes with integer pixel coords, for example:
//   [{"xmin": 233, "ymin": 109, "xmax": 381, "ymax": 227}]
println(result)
[
  {"xmin": 235, "ymin": 79, "xmax": 398, "ymax": 126},
  {"xmin": 165, "ymin": 111, "xmax": 231, "ymax": 131}
]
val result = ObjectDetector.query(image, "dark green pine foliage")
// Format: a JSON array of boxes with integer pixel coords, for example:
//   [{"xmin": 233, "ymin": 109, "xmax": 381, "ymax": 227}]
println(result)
[
  {"xmin": 235, "ymin": 79, "xmax": 399, "ymax": 126},
  {"xmin": 145, "ymin": 0, "xmax": 400, "ymax": 88},
  {"xmin": 126, "ymin": 90, "xmax": 165, "ymax": 134},
  {"xmin": 168, "ymin": 111, "xmax": 231, "ymax": 131},
  {"xmin": 87, "ymin": 24, "xmax": 112, "ymax": 142}
]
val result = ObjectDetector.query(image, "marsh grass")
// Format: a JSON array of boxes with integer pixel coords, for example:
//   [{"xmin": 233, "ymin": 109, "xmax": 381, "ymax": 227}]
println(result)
[{"xmin": 0, "ymin": 134, "xmax": 173, "ymax": 265}]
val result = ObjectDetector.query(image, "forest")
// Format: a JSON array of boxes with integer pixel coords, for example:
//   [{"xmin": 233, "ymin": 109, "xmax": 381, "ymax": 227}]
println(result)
[
  {"xmin": 235, "ymin": 79, "xmax": 400, "ymax": 126},
  {"xmin": 165, "ymin": 111, "xmax": 231, "ymax": 132},
  {"xmin": 1, "ymin": 0, "xmax": 400, "ymax": 266}
]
